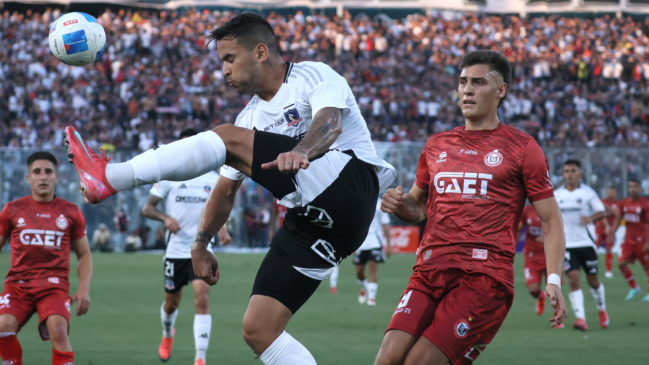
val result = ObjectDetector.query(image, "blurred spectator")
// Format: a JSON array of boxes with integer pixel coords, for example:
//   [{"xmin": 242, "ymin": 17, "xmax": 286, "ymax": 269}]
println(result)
[
  {"xmin": 113, "ymin": 208, "xmax": 130, "ymax": 251},
  {"xmin": 124, "ymin": 229, "xmax": 143, "ymax": 252},
  {"xmin": 92, "ymin": 223, "xmax": 114, "ymax": 252},
  {"xmin": 152, "ymin": 225, "xmax": 167, "ymax": 250},
  {"xmin": 1, "ymin": 9, "xmax": 648, "ymax": 149},
  {"xmin": 255, "ymin": 205, "xmax": 271, "ymax": 248}
]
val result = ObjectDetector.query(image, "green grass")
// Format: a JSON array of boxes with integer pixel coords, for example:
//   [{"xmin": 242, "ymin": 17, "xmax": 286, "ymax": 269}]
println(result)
[{"xmin": 2, "ymin": 252, "xmax": 648, "ymax": 364}]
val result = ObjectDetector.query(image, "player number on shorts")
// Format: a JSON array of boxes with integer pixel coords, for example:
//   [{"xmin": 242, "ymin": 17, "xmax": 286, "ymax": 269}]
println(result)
[
  {"xmin": 165, "ymin": 261, "xmax": 174, "ymax": 277},
  {"xmin": 398, "ymin": 290, "xmax": 413, "ymax": 308},
  {"xmin": 0, "ymin": 294, "xmax": 10, "ymax": 306}
]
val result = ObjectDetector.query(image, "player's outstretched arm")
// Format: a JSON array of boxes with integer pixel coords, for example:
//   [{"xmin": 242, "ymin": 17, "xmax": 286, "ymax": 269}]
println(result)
[
  {"xmin": 142, "ymin": 192, "xmax": 180, "ymax": 234},
  {"xmin": 261, "ymin": 107, "xmax": 343, "ymax": 173},
  {"xmin": 532, "ymin": 197, "xmax": 567, "ymax": 328},
  {"xmin": 191, "ymin": 176, "xmax": 243, "ymax": 285},
  {"xmin": 381, "ymin": 183, "xmax": 428, "ymax": 224},
  {"xmin": 71, "ymin": 236, "xmax": 93, "ymax": 316},
  {"xmin": 0, "ymin": 235, "xmax": 7, "ymax": 252}
]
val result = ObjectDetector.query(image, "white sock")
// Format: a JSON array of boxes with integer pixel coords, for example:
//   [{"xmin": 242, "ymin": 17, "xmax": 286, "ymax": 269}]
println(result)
[
  {"xmin": 367, "ymin": 282, "xmax": 378, "ymax": 301},
  {"xmin": 259, "ymin": 331, "xmax": 317, "ymax": 365},
  {"xmin": 590, "ymin": 284, "xmax": 606, "ymax": 311},
  {"xmin": 568, "ymin": 289, "xmax": 586, "ymax": 320},
  {"xmin": 194, "ymin": 314, "xmax": 212, "ymax": 361},
  {"xmin": 106, "ymin": 131, "xmax": 226, "ymax": 191},
  {"xmin": 329, "ymin": 266, "xmax": 339, "ymax": 288},
  {"xmin": 357, "ymin": 279, "xmax": 368, "ymax": 290},
  {"xmin": 161, "ymin": 303, "xmax": 178, "ymax": 338}
]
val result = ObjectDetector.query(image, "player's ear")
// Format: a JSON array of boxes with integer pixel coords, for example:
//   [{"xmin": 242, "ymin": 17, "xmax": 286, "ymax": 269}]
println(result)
[
  {"xmin": 256, "ymin": 43, "xmax": 269, "ymax": 64},
  {"xmin": 498, "ymin": 82, "xmax": 507, "ymax": 101}
]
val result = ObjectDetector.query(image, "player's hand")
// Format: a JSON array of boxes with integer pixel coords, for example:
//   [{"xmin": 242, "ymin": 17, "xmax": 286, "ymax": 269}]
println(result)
[
  {"xmin": 191, "ymin": 244, "xmax": 220, "ymax": 286},
  {"xmin": 545, "ymin": 283, "xmax": 567, "ymax": 328},
  {"xmin": 381, "ymin": 186, "xmax": 403, "ymax": 214},
  {"xmin": 218, "ymin": 229, "xmax": 232, "ymax": 246},
  {"xmin": 261, "ymin": 150, "xmax": 309, "ymax": 174},
  {"xmin": 579, "ymin": 215, "xmax": 591, "ymax": 226},
  {"xmin": 164, "ymin": 216, "xmax": 181, "ymax": 234},
  {"xmin": 643, "ymin": 242, "xmax": 649, "ymax": 254},
  {"xmin": 71, "ymin": 290, "xmax": 90, "ymax": 316},
  {"xmin": 386, "ymin": 245, "xmax": 393, "ymax": 259}
]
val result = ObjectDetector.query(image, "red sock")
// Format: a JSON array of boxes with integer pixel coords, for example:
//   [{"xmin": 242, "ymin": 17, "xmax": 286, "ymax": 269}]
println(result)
[
  {"xmin": 529, "ymin": 289, "xmax": 541, "ymax": 299},
  {"xmin": 0, "ymin": 334, "xmax": 23, "ymax": 365},
  {"xmin": 605, "ymin": 253, "xmax": 613, "ymax": 272},
  {"xmin": 621, "ymin": 266, "xmax": 638, "ymax": 289},
  {"xmin": 52, "ymin": 349, "xmax": 74, "ymax": 365}
]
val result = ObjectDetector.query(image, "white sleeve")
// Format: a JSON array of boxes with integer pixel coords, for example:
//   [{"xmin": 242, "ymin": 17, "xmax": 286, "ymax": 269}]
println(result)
[
  {"xmin": 149, "ymin": 181, "xmax": 169, "ymax": 198},
  {"xmin": 220, "ymin": 165, "xmax": 245, "ymax": 181},
  {"xmin": 303, "ymin": 64, "xmax": 351, "ymax": 118},
  {"xmin": 219, "ymin": 105, "xmax": 253, "ymax": 181},
  {"xmin": 379, "ymin": 210, "xmax": 390, "ymax": 225},
  {"xmin": 589, "ymin": 190, "xmax": 605, "ymax": 214}
]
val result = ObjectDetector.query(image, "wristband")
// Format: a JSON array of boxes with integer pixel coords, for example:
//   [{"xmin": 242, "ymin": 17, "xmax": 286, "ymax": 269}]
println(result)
[{"xmin": 547, "ymin": 273, "xmax": 561, "ymax": 288}]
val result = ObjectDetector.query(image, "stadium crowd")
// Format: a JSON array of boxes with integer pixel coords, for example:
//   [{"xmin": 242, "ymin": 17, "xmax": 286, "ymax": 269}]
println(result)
[{"xmin": 1, "ymin": 8, "xmax": 649, "ymax": 150}]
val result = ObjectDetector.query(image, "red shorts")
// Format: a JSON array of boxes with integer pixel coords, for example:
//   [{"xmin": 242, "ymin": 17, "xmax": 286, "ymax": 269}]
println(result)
[
  {"xmin": 386, "ymin": 268, "xmax": 514, "ymax": 365},
  {"xmin": 0, "ymin": 283, "xmax": 71, "ymax": 340},
  {"xmin": 523, "ymin": 251, "xmax": 546, "ymax": 286},
  {"xmin": 619, "ymin": 243, "xmax": 649, "ymax": 267}
]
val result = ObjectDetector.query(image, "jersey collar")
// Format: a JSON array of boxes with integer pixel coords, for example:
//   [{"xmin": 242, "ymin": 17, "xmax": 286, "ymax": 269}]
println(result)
[{"xmin": 283, "ymin": 62, "xmax": 293, "ymax": 84}]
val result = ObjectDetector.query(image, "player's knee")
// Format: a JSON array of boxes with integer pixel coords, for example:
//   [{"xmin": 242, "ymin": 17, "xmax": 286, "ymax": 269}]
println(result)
[
  {"xmin": 47, "ymin": 321, "xmax": 69, "ymax": 344},
  {"xmin": 194, "ymin": 296, "xmax": 209, "ymax": 314},
  {"xmin": 242, "ymin": 317, "xmax": 275, "ymax": 353},
  {"xmin": 0, "ymin": 315, "xmax": 19, "ymax": 332},
  {"xmin": 212, "ymin": 124, "xmax": 242, "ymax": 150},
  {"xmin": 618, "ymin": 261, "xmax": 627, "ymax": 269}
]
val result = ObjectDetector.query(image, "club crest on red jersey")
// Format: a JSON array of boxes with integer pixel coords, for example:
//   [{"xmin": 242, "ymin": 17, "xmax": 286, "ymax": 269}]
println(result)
[
  {"xmin": 17, "ymin": 217, "xmax": 26, "ymax": 227},
  {"xmin": 56, "ymin": 214, "xmax": 69, "ymax": 229},
  {"xmin": 454, "ymin": 320, "xmax": 470, "ymax": 338},
  {"xmin": 484, "ymin": 150, "xmax": 503, "ymax": 167}
]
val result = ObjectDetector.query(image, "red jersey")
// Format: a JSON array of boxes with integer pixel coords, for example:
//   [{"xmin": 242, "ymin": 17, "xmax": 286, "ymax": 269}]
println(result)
[
  {"xmin": 273, "ymin": 201, "xmax": 288, "ymax": 228},
  {"xmin": 414, "ymin": 124, "xmax": 554, "ymax": 287},
  {"xmin": 595, "ymin": 197, "xmax": 618, "ymax": 235},
  {"xmin": 618, "ymin": 196, "xmax": 649, "ymax": 245},
  {"xmin": 521, "ymin": 205, "xmax": 544, "ymax": 255},
  {"xmin": 0, "ymin": 196, "xmax": 86, "ymax": 286}
]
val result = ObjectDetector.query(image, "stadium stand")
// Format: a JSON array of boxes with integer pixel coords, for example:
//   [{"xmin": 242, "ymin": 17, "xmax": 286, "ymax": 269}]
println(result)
[{"xmin": 1, "ymin": 8, "xmax": 648, "ymax": 150}]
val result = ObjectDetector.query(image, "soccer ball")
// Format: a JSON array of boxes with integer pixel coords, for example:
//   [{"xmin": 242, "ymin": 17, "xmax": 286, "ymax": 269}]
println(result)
[{"xmin": 48, "ymin": 12, "xmax": 106, "ymax": 66}]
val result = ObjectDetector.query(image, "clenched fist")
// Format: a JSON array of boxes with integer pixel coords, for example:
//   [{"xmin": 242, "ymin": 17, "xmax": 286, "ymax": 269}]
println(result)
[{"xmin": 381, "ymin": 186, "xmax": 403, "ymax": 214}]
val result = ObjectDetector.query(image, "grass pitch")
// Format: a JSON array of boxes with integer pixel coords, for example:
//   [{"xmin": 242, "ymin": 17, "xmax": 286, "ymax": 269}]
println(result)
[{"xmin": 2, "ymin": 252, "xmax": 647, "ymax": 364}]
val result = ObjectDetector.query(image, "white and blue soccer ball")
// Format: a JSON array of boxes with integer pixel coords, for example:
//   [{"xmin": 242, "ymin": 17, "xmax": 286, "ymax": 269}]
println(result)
[{"xmin": 48, "ymin": 12, "xmax": 106, "ymax": 66}]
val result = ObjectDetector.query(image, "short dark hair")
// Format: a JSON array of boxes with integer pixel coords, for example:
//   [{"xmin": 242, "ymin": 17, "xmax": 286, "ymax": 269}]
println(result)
[
  {"xmin": 179, "ymin": 128, "xmax": 198, "ymax": 139},
  {"xmin": 208, "ymin": 13, "xmax": 280, "ymax": 55},
  {"xmin": 563, "ymin": 159, "xmax": 581, "ymax": 169},
  {"xmin": 459, "ymin": 50, "xmax": 511, "ymax": 107},
  {"xmin": 27, "ymin": 151, "xmax": 58, "ymax": 169},
  {"xmin": 629, "ymin": 179, "xmax": 641, "ymax": 185}
]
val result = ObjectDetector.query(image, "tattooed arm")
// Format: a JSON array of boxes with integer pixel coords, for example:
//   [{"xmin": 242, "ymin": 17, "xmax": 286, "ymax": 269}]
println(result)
[
  {"xmin": 261, "ymin": 107, "xmax": 343, "ymax": 173},
  {"xmin": 381, "ymin": 183, "xmax": 428, "ymax": 224}
]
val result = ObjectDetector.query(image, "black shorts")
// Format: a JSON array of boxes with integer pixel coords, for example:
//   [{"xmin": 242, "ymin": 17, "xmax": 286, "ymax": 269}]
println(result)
[
  {"xmin": 251, "ymin": 247, "xmax": 321, "ymax": 314},
  {"xmin": 163, "ymin": 258, "xmax": 199, "ymax": 293},
  {"xmin": 564, "ymin": 247, "xmax": 599, "ymax": 275},
  {"xmin": 353, "ymin": 249, "xmax": 386, "ymax": 265},
  {"xmin": 250, "ymin": 131, "xmax": 379, "ymax": 269}
]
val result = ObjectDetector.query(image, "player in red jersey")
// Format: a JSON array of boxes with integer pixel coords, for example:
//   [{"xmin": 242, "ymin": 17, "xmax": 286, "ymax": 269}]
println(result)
[
  {"xmin": 612, "ymin": 180, "xmax": 649, "ymax": 302},
  {"xmin": 374, "ymin": 51, "xmax": 567, "ymax": 365},
  {"xmin": 595, "ymin": 187, "xmax": 619, "ymax": 277},
  {"xmin": 519, "ymin": 205, "xmax": 564, "ymax": 325},
  {"xmin": 0, "ymin": 152, "xmax": 92, "ymax": 365}
]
